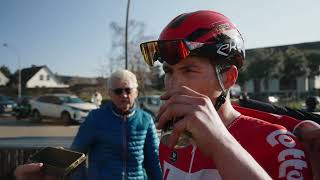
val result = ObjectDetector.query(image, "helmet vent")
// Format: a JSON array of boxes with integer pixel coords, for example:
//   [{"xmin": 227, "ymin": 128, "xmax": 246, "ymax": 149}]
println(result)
[
  {"xmin": 186, "ymin": 28, "xmax": 211, "ymax": 42},
  {"xmin": 167, "ymin": 13, "xmax": 190, "ymax": 29}
]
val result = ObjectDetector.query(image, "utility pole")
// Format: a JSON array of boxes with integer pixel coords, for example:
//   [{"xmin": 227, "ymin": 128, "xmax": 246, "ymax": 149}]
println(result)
[{"xmin": 125, "ymin": 0, "xmax": 131, "ymax": 69}]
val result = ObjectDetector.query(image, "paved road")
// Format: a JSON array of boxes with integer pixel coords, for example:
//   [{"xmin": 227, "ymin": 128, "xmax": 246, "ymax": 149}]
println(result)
[
  {"xmin": 0, "ymin": 114, "xmax": 161, "ymax": 146},
  {"xmin": 0, "ymin": 115, "xmax": 79, "ymax": 138}
]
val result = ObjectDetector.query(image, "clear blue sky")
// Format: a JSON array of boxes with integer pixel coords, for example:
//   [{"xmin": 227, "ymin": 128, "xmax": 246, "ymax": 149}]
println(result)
[{"xmin": 1, "ymin": 0, "xmax": 320, "ymax": 77}]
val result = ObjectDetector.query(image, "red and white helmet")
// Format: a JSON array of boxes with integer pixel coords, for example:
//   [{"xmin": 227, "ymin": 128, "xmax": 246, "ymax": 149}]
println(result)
[{"xmin": 141, "ymin": 10, "xmax": 245, "ymax": 69}]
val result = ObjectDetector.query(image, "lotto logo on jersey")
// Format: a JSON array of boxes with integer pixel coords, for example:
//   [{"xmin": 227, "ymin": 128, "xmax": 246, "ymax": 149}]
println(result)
[
  {"xmin": 170, "ymin": 151, "xmax": 178, "ymax": 163},
  {"xmin": 266, "ymin": 129, "xmax": 308, "ymax": 179}
]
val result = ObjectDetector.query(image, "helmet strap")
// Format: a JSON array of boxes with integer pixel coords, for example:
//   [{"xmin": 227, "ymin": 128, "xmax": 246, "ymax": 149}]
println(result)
[
  {"xmin": 214, "ymin": 65, "xmax": 229, "ymax": 110},
  {"xmin": 215, "ymin": 65, "xmax": 226, "ymax": 92},
  {"xmin": 214, "ymin": 92, "xmax": 227, "ymax": 110}
]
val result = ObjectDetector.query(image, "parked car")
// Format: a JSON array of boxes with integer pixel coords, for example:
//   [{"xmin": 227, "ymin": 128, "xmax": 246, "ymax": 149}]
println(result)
[
  {"xmin": 0, "ymin": 95, "xmax": 17, "ymax": 114},
  {"xmin": 12, "ymin": 96, "xmax": 33, "ymax": 120},
  {"xmin": 30, "ymin": 94, "xmax": 98, "ymax": 124},
  {"xmin": 137, "ymin": 95, "xmax": 162, "ymax": 120}
]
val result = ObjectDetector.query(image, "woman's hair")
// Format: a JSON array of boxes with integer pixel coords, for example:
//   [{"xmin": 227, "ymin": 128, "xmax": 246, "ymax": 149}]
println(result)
[{"xmin": 107, "ymin": 70, "xmax": 138, "ymax": 89}]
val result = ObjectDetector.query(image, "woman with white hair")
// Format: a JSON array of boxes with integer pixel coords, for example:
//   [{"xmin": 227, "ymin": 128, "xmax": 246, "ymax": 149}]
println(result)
[
  {"xmin": 69, "ymin": 69, "xmax": 162, "ymax": 179},
  {"xmin": 14, "ymin": 69, "xmax": 162, "ymax": 180}
]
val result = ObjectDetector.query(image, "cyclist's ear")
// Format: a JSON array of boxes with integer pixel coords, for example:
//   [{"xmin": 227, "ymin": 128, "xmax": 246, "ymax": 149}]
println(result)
[{"xmin": 222, "ymin": 65, "xmax": 238, "ymax": 90}]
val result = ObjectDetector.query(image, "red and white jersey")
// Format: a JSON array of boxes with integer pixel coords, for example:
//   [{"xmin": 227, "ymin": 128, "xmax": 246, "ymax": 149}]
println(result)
[{"xmin": 160, "ymin": 108, "xmax": 313, "ymax": 180}]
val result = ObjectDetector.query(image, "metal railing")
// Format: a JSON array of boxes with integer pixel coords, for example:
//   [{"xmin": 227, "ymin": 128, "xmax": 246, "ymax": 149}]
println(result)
[
  {"xmin": 0, "ymin": 136, "xmax": 73, "ymax": 180},
  {"xmin": 0, "ymin": 148, "xmax": 40, "ymax": 179}
]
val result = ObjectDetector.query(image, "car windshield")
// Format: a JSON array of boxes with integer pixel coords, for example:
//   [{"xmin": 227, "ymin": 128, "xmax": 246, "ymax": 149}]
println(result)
[{"xmin": 60, "ymin": 96, "xmax": 84, "ymax": 104}]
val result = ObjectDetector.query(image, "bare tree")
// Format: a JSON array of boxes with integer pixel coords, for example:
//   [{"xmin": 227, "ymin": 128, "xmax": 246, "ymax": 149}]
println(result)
[
  {"xmin": 107, "ymin": 19, "xmax": 156, "ymax": 91},
  {"xmin": 108, "ymin": 20, "xmax": 153, "ymax": 70}
]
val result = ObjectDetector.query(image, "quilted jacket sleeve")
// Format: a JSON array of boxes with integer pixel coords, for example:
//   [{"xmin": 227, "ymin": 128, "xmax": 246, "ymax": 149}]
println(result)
[
  {"xmin": 143, "ymin": 114, "xmax": 163, "ymax": 180},
  {"xmin": 70, "ymin": 111, "xmax": 97, "ymax": 153},
  {"xmin": 69, "ymin": 111, "xmax": 98, "ymax": 180}
]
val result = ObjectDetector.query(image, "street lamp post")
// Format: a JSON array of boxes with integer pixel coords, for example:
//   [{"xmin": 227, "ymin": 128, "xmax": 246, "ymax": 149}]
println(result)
[
  {"xmin": 3, "ymin": 43, "xmax": 22, "ymax": 98},
  {"xmin": 125, "ymin": 0, "xmax": 131, "ymax": 70}
]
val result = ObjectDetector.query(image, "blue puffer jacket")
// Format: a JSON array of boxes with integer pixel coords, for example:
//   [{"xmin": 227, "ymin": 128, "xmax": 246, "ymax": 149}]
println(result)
[{"xmin": 70, "ymin": 102, "xmax": 162, "ymax": 180}]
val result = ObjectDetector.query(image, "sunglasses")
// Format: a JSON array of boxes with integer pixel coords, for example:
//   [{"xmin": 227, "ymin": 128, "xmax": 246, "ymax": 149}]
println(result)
[
  {"xmin": 112, "ymin": 88, "xmax": 133, "ymax": 95},
  {"xmin": 140, "ymin": 39, "xmax": 216, "ymax": 66}
]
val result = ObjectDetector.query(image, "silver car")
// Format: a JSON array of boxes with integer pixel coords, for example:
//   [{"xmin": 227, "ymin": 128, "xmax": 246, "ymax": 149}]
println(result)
[
  {"xmin": 137, "ymin": 95, "xmax": 163, "ymax": 120},
  {"xmin": 30, "ymin": 94, "xmax": 98, "ymax": 124}
]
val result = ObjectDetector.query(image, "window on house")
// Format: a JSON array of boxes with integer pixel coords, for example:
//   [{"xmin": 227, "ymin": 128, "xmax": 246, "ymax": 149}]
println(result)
[
  {"xmin": 47, "ymin": 75, "xmax": 50, "ymax": 81},
  {"xmin": 39, "ymin": 75, "xmax": 44, "ymax": 81}
]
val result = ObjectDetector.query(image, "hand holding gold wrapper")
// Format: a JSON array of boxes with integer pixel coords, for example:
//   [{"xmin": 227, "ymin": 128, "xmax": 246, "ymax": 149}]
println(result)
[{"xmin": 160, "ymin": 116, "xmax": 192, "ymax": 149}]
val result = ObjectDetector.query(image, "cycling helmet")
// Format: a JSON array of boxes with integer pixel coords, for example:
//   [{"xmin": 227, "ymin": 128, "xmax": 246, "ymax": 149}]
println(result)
[{"xmin": 141, "ymin": 10, "xmax": 245, "ymax": 69}]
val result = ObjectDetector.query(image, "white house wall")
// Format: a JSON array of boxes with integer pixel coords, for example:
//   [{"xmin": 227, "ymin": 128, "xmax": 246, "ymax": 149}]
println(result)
[
  {"xmin": 307, "ymin": 77, "xmax": 313, "ymax": 91},
  {"xmin": 268, "ymin": 79, "xmax": 279, "ymax": 92},
  {"xmin": 0, "ymin": 71, "xmax": 9, "ymax": 86},
  {"xmin": 244, "ymin": 79, "xmax": 278, "ymax": 93},
  {"xmin": 245, "ymin": 75, "xmax": 320, "ymax": 94},
  {"xmin": 306, "ymin": 76, "xmax": 320, "ymax": 90},
  {"xmin": 296, "ymin": 76, "xmax": 308, "ymax": 92},
  {"xmin": 260, "ymin": 80, "xmax": 265, "ymax": 92},
  {"xmin": 26, "ymin": 68, "xmax": 68, "ymax": 88},
  {"xmin": 244, "ymin": 80, "xmax": 254, "ymax": 93},
  {"xmin": 315, "ymin": 75, "xmax": 320, "ymax": 89},
  {"xmin": 258, "ymin": 78, "xmax": 278, "ymax": 92}
]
